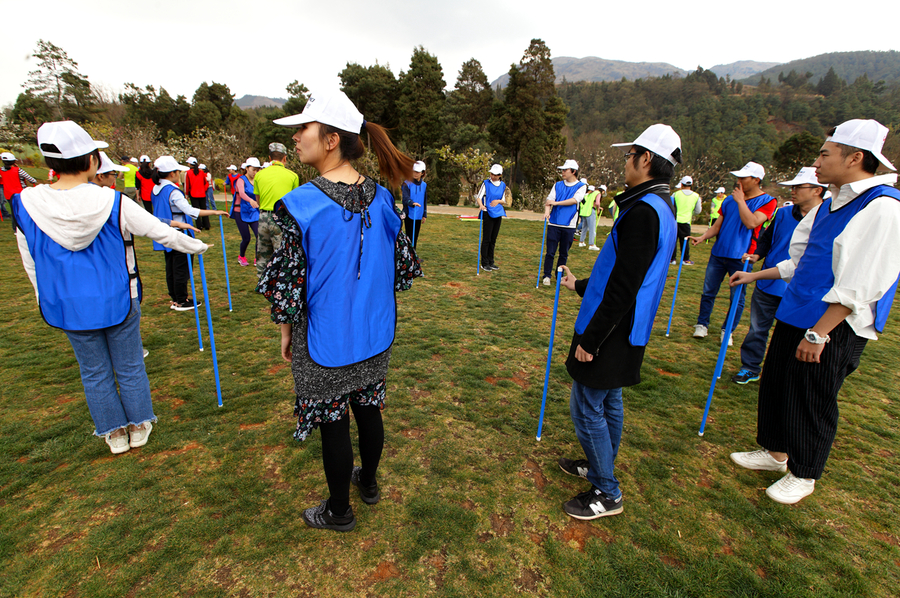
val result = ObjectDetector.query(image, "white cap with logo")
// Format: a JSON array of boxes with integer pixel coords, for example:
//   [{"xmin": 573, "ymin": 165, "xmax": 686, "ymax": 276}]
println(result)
[
  {"xmin": 557, "ymin": 159, "xmax": 579, "ymax": 171},
  {"xmin": 730, "ymin": 161, "xmax": 765, "ymax": 180},
  {"xmin": 37, "ymin": 121, "xmax": 109, "ymax": 159},
  {"xmin": 413, "ymin": 161, "xmax": 426, "ymax": 173},
  {"xmin": 612, "ymin": 124, "xmax": 682, "ymax": 165},
  {"xmin": 489, "ymin": 164, "xmax": 503, "ymax": 175},
  {"xmin": 274, "ymin": 89, "xmax": 364, "ymax": 134},
  {"xmin": 154, "ymin": 156, "xmax": 189, "ymax": 172},
  {"xmin": 827, "ymin": 118, "xmax": 895, "ymax": 171},
  {"xmin": 779, "ymin": 166, "xmax": 827, "ymax": 187},
  {"xmin": 680, "ymin": 175, "xmax": 693, "ymax": 186},
  {"xmin": 97, "ymin": 152, "xmax": 130, "ymax": 174},
  {"xmin": 245, "ymin": 157, "xmax": 262, "ymax": 169},
  {"xmin": 0, "ymin": 152, "xmax": 15, "ymax": 161}
]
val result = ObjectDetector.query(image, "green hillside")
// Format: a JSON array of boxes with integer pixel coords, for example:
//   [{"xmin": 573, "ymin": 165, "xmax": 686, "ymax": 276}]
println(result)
[{"xmin": 741, "ymin": 51, "xmax": 900, "ymax": 85}]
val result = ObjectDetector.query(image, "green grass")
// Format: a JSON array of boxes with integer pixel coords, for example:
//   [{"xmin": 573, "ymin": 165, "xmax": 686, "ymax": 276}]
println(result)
[{"xmin": 1, "ymin": 213, "xmax": 899, "ymax": 597}]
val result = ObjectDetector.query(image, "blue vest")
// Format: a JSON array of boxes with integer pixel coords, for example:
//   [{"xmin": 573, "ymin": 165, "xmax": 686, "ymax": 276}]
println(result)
[
  {"xmin": 281, "ymin": 182, "xmax": 401, "ymax": 367},
  {"xmin": 482, "ymin": 180, "xmax": 507, "ymax": 218},
  {"xmin": 13, "ymin": 191, "xmax": 136, "ymax": 331},
  {"xmin": 574, "ymin": 193, "xmax": 677, "ymax": 346},
  {"xmin": 238, "ymin": 175, "xmax": 260, "ymax": 223},
  {"xmin": 549, "ymin": 181, "xmax": 585, "ymax": 227},
  {"xmin": 756, "ymin": 206, "xmax": 802, "ymax": 297},
  {"xmin": 151, "ymin": 183, "xmax": 188, "ymax": 252},
  {"xmin": 776, "ymin": 185, "xmax": 900, "ymax": 332},
  {"xmin": 711, "ymin": 193, "xmax": 774, "ymax": 259},
  {"xmin": 406, "ymin": 181, "xmax": 426, "ymax": 220}
]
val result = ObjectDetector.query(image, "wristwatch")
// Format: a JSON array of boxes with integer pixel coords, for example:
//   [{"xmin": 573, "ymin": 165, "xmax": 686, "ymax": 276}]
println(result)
[{"xmin": 804, "ymin": 329, "xmax": 830, "ymax": 345}]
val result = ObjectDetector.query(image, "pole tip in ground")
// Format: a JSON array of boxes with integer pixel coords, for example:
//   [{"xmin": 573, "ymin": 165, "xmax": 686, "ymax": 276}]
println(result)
[
  {"xmin": 698, "ymin": 431, "xmax": 704, "ymax": 437},
  {"xmin": 536, "ymin": 436, "xmax": 542, "ymax": 441},
  {"xmin": 200, "ymin": 348, "xmax": 204, "ymax": 351}
]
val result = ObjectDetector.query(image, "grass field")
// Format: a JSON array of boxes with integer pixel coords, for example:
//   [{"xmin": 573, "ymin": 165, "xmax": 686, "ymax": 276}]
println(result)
[{"xmin": 1, "ymin": 210, "xmax": 899, "ymax": 597}]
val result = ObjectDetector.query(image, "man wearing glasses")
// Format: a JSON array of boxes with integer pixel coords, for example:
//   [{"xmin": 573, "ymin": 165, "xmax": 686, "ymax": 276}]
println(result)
[{"xmin": 541, "ymin": 160, "xmax": 586, "ymax": 286}]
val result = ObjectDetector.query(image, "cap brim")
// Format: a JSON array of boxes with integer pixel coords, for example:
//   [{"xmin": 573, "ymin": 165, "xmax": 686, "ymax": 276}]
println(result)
[
  {"xmin": 875, "ymin": 153, "xmax": 897, "ymax": 171},
  {"xmin": 610, "ymin": 142, "xmax": 634, "ymax": 148},
  {"xmin": 730, "ymin": 170, "xmax": 750, "ymax": 177},
  {"xmin": 273, "ymin": 113, "xmax": 314, "ymax": 127}
]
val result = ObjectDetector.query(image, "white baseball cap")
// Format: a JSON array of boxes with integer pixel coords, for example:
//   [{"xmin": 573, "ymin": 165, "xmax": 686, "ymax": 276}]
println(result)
[
  {"xmin": 680, "ymin": 175, "xmax": 693, "ymax": 186},
  {"xmin": 227, "ymin": 165, "xmax": 237, "ymax": 170},
  {"xmin": 129, "ymin": 157, "xmax": 138, "ymax": 164},
  {"xmin": 612, "ymin": 124, "xmax": 682, "ymax": 165},
  {"xmin": 588, "ymin": 185, "xmax": 596, "ymax": 191},
  {"xmin": 97, "ymin": 152, "xmax": 130, "ymax": 174},
  {"xmin": 139, "ymin": 155, "xmax": 151, "ymax": 163},
  {"xmin": 37, "ymin": 121, "xmax": 109, "ymax": 159},
  {"xmin": 779, "ymin": 166, "xmax": 827, "ymax": 188},
  {"xmin": 558, "ymin": 159, "xmax": 579, "ymax": 171},
  {"xmin": 600, "ymin": 184, "xmax": 607, "ymax": 191},
  {"xmin": 489, "ymin": 164, "xmax": 503, "ymax": 175},
  {"xmin": 240, "ymin": 162, "xmax": 247, "ymax": 169},
  {"xmin": 245, "ymin": 157, "xmax": 262, "ymax": 169},
  {"xmin": 827, "ymin": 118, "xmax": 895, "ymax": 171},
  {"xmin": 0, "ymin": 152, "xmax": 15, "ymax": 161},
  {"xmin": 413, "ymin": 161, "xmax": 426, "ymax": 173},
  {"xmin": 199, "ymin": 164, "xmax": 208, "ymax": 170},
  {"xmin": 186, "ymin": 157, "xmax": 198, "ymax": 166},
  {"xmin": 154, "ymin": 156, "xmax": 189, "ymax": 172},
  {"xmin": 273, "ymin": 89, "xmax": 364, "ymax": 134},
  {"xmin": 716, "ymin": 186, "xmax": 726, "ymax": 193},
  {"xmin": 730, "ymin": 161, "xmax": 765, "ymax": 180}
]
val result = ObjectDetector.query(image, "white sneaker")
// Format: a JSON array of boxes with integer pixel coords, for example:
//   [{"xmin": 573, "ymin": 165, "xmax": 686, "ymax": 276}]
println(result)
[
  {"xmin": 766, "ymin": 472, "xmax": 815, "ymax": 504},
  {"xmin": 105, "ymin": 432, "xmax": 130, "ymax": 454},
  {"xmin": 579, "ymin": 242, "xmax": 586, "ymax": 247},
  {"xmin": 142, "ymin": 348, "xmax": 149, "ymax": 359},
  {"xmin": 543, "ymin": 277, "xmax": 551, "ymax": 286},
  {"xmin": 721, "ymin": 330, "xmax": 733, "ymax": 346},
  {"xmin": 693, "ymin": 324, "xmax": 708, "ymax": 338},
  {"xmin": 730, "ymin": 449, "xmax": 788, "ymax": 472},
  {"xmin": 129, "ymin": 422, "xmax": 153, "ymax": 448},
  {"xmin": 589, "ymin": 245, "xmax": 599, "ymax": 251}
]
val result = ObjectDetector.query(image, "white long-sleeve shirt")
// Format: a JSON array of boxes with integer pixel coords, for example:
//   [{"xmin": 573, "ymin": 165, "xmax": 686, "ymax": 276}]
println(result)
[{"xmin": 776, "ymin": 173, "xmax": 900, "ymax": 339}]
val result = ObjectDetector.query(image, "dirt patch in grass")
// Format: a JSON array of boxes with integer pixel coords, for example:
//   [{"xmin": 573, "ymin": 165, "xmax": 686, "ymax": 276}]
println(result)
[
  {"xmin": 55, "ymin": 395, "xmax": 79, "ymax": 404},
  {"xmin": 874, "ymin": 532, "xmax": 899, "ymax": 546},
  {"xmin": 557, "ymin": 520, "xmax": 613, "ymax": 551},
  {"xmin": 656, "ymin": 369, "xmax": 681, "ymax": 377},
  {"xmin": 485, "ymin": 372, "xmax": 529, "ymax": 389},
  {"xmin": 517, "ymin": 567, "xmax": 543, "ymax": 592},
  {"xmin": 521, "ymin": 459, "xmax": 548, "ymax": 490},
  {"xmin": 490, "ymin": 513, "xmax": 514, "ymax": 536},
  {"xmin": 660, "ymin": 555, "xmax": 684, "ymax": 568},
  {"xmin": 239, "ymin": 423, "xmax": 265, "ymax": 430},
  {"xmin": 401, "ymin": 428, "xmax": 425, "ymax": 440},
  {"xmin": 267, "ymin": 364, "xmax": 288, "ymax": 375},
  {"xmin": 369, "ymin": 561, "xmax": 400, "ymax": 582},
  {"xmin": 140, "ymin": 442, "xmax": 202, "ymax": 461}
]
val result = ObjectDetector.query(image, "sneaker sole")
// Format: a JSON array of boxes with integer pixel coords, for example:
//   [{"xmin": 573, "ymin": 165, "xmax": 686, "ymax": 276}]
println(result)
[
  {"xmin": 729, "ymin": 454, "xmax": 788, "ymax": 472},
  {"xmin": 766, "ymin": 487, "xmax": 813, "ymax": 505},
  {"xmin": 733, "ymin": 376, "xmax": 760, "ymax": 385},
  {"xmin": 564, "ymin": 505, "xmax": 624, "ymax": 520}
]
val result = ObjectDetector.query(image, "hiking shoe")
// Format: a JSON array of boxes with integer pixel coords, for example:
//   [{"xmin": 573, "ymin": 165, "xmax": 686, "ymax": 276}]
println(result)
[
  {"xmin": 589, "ymin": 245, "xmax": 599, "ymax": 251},
  {"xmin": 683, "ymin": 260, "xmax": 694, "ymax": 265},
  {"xmin": 302, "ymin": 500, "xmax": 356, "ymax": 532},
  {"xmin": 129, "ymin": 422, "xmax": 153, "ymax": 448},
  {"xmin": 721, "ymin": 330, "xmax": 733, "ymax": 346},
  {"xmin": 543, "ymin": 277, "xmax": 551, "ymax": 286},
  {"xmin": 766, "ymin": 472, "xmax": 815, "ymax": 505},
  {"xmin": 172, "ymin": 300, "xmax": 195, "ymax": 311},
  {"xmin": 351, "ymin": 466, "xmax": 381, "ymax": 505},
  {"xmin": 563, "ymin": 487, "xmax": 623, "ymax": 520},
  {"xmin": 693, "ymin": 324, "xmax": 708, "ymax": 338},
  {"xmin": 732, "ymin": 369, "xmax": 760, "ymax": 384},
  {"xmin": 237, "ymin": 256, "xmax": 248, "ymax": 266},
  {"xmin": 105, "ymin": 432, "xmax": 130, "ymax": 455},
  {"xmin": 730, "ymin": 449, "xmax": 788, "ymax": 472},
  {"xmin": 558, "ymin": 457, "xmax": 590, "ymax": 479}
]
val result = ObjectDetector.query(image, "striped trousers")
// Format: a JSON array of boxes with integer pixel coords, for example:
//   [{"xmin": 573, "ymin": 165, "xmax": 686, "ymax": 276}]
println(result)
[{"xmin": 756, "ymin": 321, "xmax": 866, "ymax": 480}]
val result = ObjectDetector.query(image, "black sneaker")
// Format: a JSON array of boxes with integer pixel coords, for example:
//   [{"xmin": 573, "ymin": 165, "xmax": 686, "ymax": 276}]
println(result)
[
  {"xmin": 172, "ymin": 300, "xmax": 195, "ymax": 311},
  {"xmin": 558, "ymin": 457, "xmax": 590, "ymax": 479},
  {"xmin": 302, "ymin": 500, "xmax": 356, "ymax": 532},
  {"xmin": 731, "ymin": 369, "xmax": 760, "ymax": 385},
  {"xmin": 351, "ymin": 466, "xmax": 380, "ymax": 505},
  {"xmin": 563, "ymin": 487, "xmax": 623, "ymax": 520},
  {"xmin": 489, "ymin": 264, "xmax": 500, "ymax": 271}
]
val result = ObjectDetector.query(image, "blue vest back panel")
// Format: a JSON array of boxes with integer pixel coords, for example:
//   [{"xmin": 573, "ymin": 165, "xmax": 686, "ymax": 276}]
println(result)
[
  {"xmin": 406, "ymin": 181, "xmax": 426, "ymax": 220},
  {"xmin": 152, "ymin": 184, "xmax": 179, "ymax": 252},
  {"xmin": 574, "ymin": 193, "xmax": 677, "ymax": 346},
  {"xmin": 776, "ymin": 185, "xmax": 900, "ymax": 332},
  {"xmin": 482, "ymin": 180, "xmax": 507, "ymax": 218},
  {"xmin": 549, "ymin": 181, "xmax": 585, "ymax": 227},
  {"xmin": 239, "ymin": 175, "xmax": 260, "ymax": 223},
  {"xmin": 711, "ymin": 193, "xmax": 774, "ymax": 259},
  {"xmin": 282, "ymin": 183, "xmax": 401, "ymax": 367},
  {"xmin": 13, "ymin": 192, "xmax": 132, "ymax": 331},
  {"xmin": 756, "ymin": 206, "xmax": 801, "ymax": 297}
]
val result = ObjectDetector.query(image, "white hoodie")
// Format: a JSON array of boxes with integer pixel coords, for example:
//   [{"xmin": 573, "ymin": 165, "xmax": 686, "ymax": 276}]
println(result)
[{"xmin": 15, "ymin": 183, "xmax": 208, "ymax": 301}]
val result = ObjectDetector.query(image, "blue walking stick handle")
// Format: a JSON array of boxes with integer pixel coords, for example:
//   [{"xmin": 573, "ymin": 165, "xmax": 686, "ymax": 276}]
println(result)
[
  {"xmin": 536, "ymin": 218, "xmax": 548, "ymax": 288},
  {"xmin": 698, "ymin": 259, "xmax": 751, "ymax": 436},
  {"xmin": 537, "ymin": 267, "xmax": 564, "ymax": 441},
  {"xmin": 666, "ymin": 236, "xmax": 690, "ymax": 337}
]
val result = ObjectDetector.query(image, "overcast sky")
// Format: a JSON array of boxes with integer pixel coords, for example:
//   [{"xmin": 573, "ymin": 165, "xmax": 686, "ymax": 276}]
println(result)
[{"xmin": 3, "ymin": 0, "xmax": 897, "ymax": 112}]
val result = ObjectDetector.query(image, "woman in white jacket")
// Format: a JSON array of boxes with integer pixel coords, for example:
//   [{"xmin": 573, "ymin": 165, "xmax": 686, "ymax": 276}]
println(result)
[{"xmin": 13, "ymin": 121, "xmax": 211, "ymax": 455}]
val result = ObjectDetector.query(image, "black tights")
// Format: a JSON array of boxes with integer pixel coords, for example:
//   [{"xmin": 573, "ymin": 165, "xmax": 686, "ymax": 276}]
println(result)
[{"xmin": 319, "ymin": 403, "xmax": 384, "ymax": 515}]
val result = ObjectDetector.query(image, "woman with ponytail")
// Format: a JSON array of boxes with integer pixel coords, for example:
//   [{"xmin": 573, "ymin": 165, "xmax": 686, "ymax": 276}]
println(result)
[
  {"xmin": 135, "ymin": 155, "xmax": 155, "ymax": 212},
  {"xmin": 258, "ymin": 90, "xmax": 422, "ymax": 532}
]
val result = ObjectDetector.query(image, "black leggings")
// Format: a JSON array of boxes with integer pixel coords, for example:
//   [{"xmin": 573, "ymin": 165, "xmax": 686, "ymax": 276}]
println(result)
[
  {"xmin": 319, "ymin": 403, "xmax": 384, "ymax": 515},
  {"xmin": 236, "ymin": 218, "xmax": 259, "ymax": 257}
]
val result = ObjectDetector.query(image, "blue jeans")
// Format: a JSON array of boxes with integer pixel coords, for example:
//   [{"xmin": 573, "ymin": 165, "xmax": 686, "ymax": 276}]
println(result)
[
  {"xmin": 569, "ymin": 381, "xmax": 623, "ymax": 499},
  {"xmin": 64, "ymin": 298, "xmax": 156, "ymax": 436},
  {"xmin": 543, "ymin": 225, "xmax": 575, "ymax": 278},
  {"xmin": 579, "ymin": 210, "xmax": 597, "ymax": 246},
  {"xmin": 696, "ymin": 255, "xmax": 748, "ymax": 332},
  {"xmin": 739, "ymin": 286, "xmax": 782, "ymax": 375}
]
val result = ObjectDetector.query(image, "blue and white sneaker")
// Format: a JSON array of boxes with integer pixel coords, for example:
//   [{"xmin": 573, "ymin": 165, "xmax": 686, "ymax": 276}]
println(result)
[{"xmin": 731, "ymin": 368, "xmax": 760, "ymax": 384}]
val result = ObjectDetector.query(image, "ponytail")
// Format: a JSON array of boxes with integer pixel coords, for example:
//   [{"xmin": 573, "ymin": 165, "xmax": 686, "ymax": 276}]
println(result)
[
  {"xmin": 322, "ymin": 121, "xmax": 414, "ymax": 188},
  {"xmin": 150, "ymin": 168, "xmax": 163, "ymax": 185}
]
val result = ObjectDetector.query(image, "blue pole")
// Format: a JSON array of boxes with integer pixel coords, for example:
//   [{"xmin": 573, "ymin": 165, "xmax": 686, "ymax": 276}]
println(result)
[
  {"xmin": 476, "ymin": 210, "xmax": 483, "ymax": 275},
  {"xmin": 665, "ymin": 237, "xmax": 690, "ymax": 337},
  {"xmin": 536, "ymin": 218, "xmax": 548, "ymax": 288},
  {"xmin": 537, "ymin": 266, "xmax": 564, "ymax": 441},
  {"xmin": 218, "ymin": 215, "xmax": 233, "ymax": 312},
  {"xmin": 411, "ymin": 217, "xmax": 417, "ymax": 249},
  {"xmin": 197, "ymin": 253, "xmax": 223, "ymax": 407},
  {"xmin": 698, "ymin": 259, "xmax": 751, "ymax": 436},
  {"xmin": 184, "ymin": 229, "xmax": 204, "ymax": 351}
]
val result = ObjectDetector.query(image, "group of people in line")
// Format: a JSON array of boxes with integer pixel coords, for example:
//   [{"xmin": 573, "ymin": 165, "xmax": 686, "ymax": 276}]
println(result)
[{"xmin": 8, "ymin": 92, "xmax": 899, "ymax": 529}]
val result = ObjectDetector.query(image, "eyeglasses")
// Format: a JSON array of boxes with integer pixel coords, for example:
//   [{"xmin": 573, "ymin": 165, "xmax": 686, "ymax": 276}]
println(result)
[
  {"xmin": 623, "ymin": 152, "xmax": 638, "ymax": 161},
  {"xmin": 791, "ymin": 185, "xmax": 819, "ymax": 190}
]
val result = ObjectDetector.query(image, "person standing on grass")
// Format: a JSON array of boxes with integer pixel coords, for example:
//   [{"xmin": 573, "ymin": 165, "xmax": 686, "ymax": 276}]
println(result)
[
  {"xmin": 402, "ymin": 161, "xmax": 427, "ymax": 249},
  {"xmin": 2, "ymin": 151, "xmax": 38, "ymax": 232},
  {"xmin": 689, "ymin": 162, "xmax": 776, "ymax": 346},
  {"xmin": 475, "ymin": 163, "xmax": 510, "ymax": 271},
  {"xmin": 577, "ymin": 184, "xmax": 601, "ymax": 250},
  {"xmin": 12, "ymin": 121, "xmax": 210, "ymax": 455},
  {"xmin": 253, "ymin": 142, "xmax": 300, "ymax": 277},
  {"xmin": 234, "ymin": 158, "xmax": 262, "ymax": 267},
  {"xmin": 184, "ymin": 158, "xmax": 211, "ymax": 231},
  {"xmin": 121, "ymin": 156, "xmax": 139, "ymax": 203},
  {"xmin": 556, "ymin": 124, "xmax": 679, "ymax": 520},
  {"xmin": 135, "ymin": 155, "xmax": 154, "ymax": 213},
  {"xmin": 259, "ymin": 89, "xmax": 422, "ymax": 532},
  {"xmin": 709, "ymin": 186, "xmax": 726, "ymax": 227},
  {"xmin": 671, "ymin": 175, "xmax": 701, "ymax": 265},
  {"xmin": 541, "ymin": 159, "xmax": 586, "ymax": 286},
  {"xmin": 730, "ymin": 167, "xmax": 826, "ymax": 385},
  {"xmin": 727, "ymin": 120, "xmax": 900, "ymax": 505}
]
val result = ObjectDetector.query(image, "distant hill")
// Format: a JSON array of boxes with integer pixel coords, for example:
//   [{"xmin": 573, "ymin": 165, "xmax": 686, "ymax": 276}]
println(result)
[
  {"xmin": 707, "ymin": 60, "xmax": 781, "ymax": 80},
  {"xmin": 234, "ymin": 94, "xmax": 286, "ymax": 109},
  {"xmin": 490, "ymin": 56, "xmax": 686, "ymax": 88},
  {"xmin": 739, "ymin": 50, "xmax": 900, "ymax": 85}
]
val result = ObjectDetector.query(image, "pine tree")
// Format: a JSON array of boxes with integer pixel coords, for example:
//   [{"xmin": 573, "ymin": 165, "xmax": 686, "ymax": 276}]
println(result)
[{"xmin": 24, "ymin": 40, "xmax": 95, "ymax": 121}]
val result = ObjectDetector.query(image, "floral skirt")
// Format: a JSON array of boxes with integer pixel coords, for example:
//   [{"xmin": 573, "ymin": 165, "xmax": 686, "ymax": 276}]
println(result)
[{"xmin": 293, "ymin": 378, "xmax": 386, "ymax": 441}]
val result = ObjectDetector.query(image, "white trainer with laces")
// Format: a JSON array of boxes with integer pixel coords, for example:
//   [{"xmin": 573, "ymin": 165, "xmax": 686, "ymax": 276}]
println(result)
[
  {"xmin": 730, "ymin": 449, "xmax": 788, "ymax": 472},
  {"xmin": 693, "ymin": 324, "xmax": 708, "ymax": 338},
  {"xmin": 129, "ymin": 422, "xmax": 153, "ymax": 448},
  {"xmin": 766, "ymin": 472, "xmax": 815, "ymax": 504},
  {"xmin": 543, "ymin": 277, "xmax": 551, "ymax": 286},
  {"xmin": 105, "ymin": 433, "xmax": 130, "ymax": 454},
  {"xmin": 721, "ymin": 330, "xmax": 733, "ymax": 346}
]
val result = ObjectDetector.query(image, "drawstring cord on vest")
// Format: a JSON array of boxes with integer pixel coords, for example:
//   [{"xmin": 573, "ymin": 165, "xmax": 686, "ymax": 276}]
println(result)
[{"xmin": 341, "ymin": 176, "xmax": 370, "ymax": 279}]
